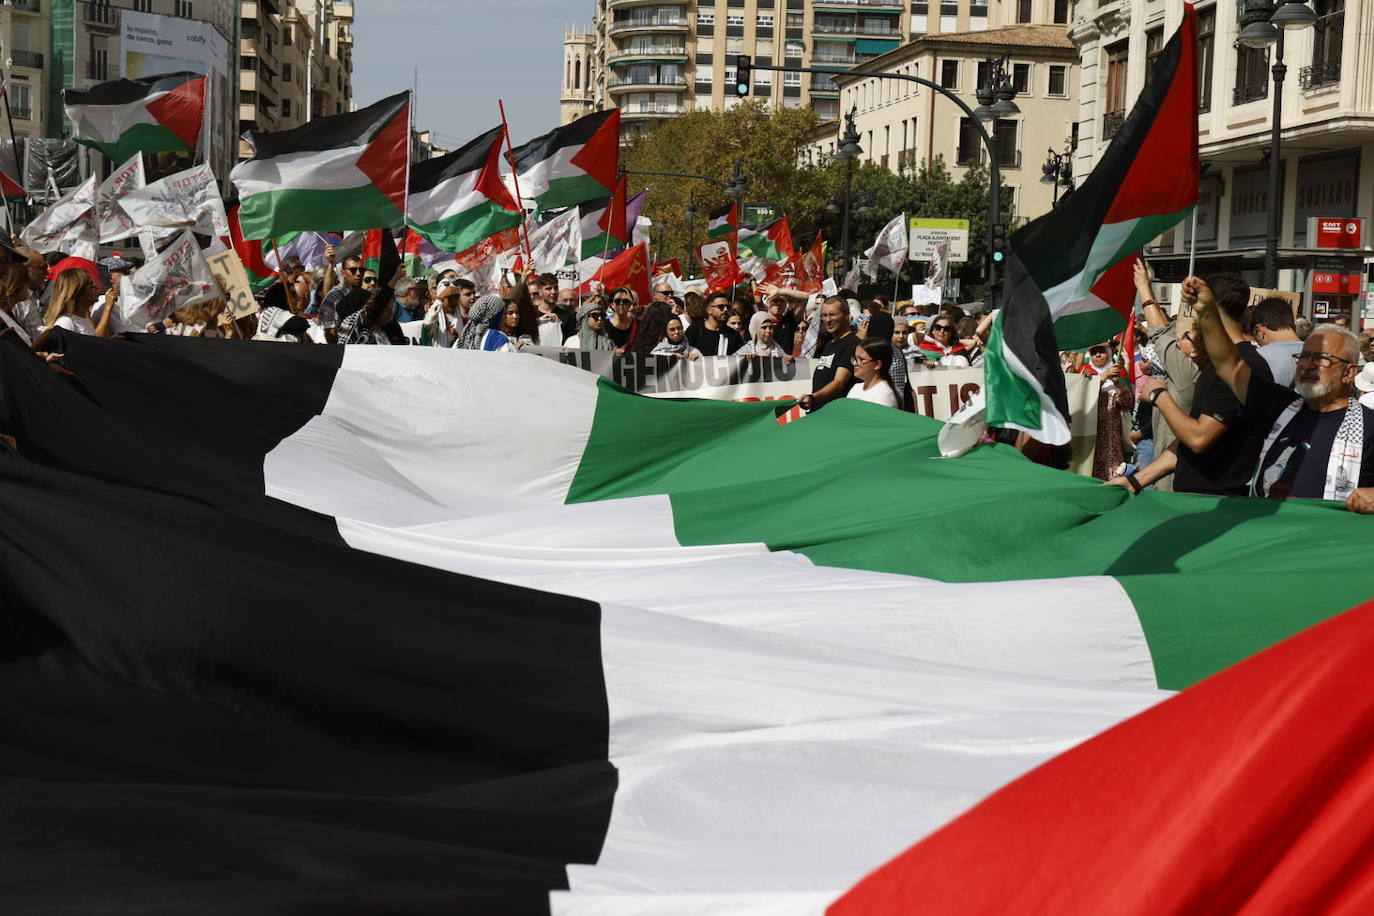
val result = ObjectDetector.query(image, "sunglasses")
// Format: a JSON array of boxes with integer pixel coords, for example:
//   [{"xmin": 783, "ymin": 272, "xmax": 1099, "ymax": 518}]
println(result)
[
  {"xmin": 343, "ymin": 267, "xmax": 364, "ymax": 274},
  {"xmin": 933, "ymin": 324, "xmax": 954, "ymax": 332},
  {"xmin": 613, "ymin": 298, "xmax": 633, "ymax": 305},
  {"xmin": 362, "ymin": 277, "xmax": 377, "ymax": 285},
  {"xmin": 587, "ymin": 312, "xmax": 605, "ymax": 320}
]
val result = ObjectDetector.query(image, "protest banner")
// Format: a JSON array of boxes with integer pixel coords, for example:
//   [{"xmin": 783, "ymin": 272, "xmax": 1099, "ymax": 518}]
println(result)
[
  {"xmin": 206, "ymin": 248, "xmax": 260, "ymax": 320},
  {"xmin": 96, "ymin": 155, "xmax": 146, "ymax": 243},
  {"xmin": 116, "ymin": 230, "xmax": 219, "ymax": 330},
  {"xmin": 119, "ymin": 163, "xmax": 230, "ymax": 240}
]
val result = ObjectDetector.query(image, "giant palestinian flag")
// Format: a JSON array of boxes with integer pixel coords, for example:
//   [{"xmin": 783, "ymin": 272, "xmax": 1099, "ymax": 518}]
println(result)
[
  {"xmin": 407, "ymin": 125, "xmax": 523, "ymax": 256},
  {"xmin": 511, "ymin": 108, "xmax": 620, "ymax": 212},
  {"xmin": 2, "ymin": 333, "xmax": 1373, "ymax": 912},
  {"xmin": 984, "ymin": 5, "xmax": 1199, "ymax": 444},
  {"xmin": 230, "ymin": 91, "xmax": 410, "ymax": 242},
  {"xmin": 63, "ymin": 72, "xmax": 206, "ymax": 163}
]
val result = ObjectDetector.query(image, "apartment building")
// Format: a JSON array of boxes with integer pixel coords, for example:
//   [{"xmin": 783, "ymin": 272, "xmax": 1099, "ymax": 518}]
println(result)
[
  {"xmin": 1071, "ymin": 0, "xmax": 1371, "ymax": 305},
  {"xmin": 821, "ymin": 25, "xmax": 1078, "ymax": 223},
  {"xmin": 566, "ymin": 0, "xmax": 1038, "ymax": 142},
  {"xmin": 241, "ymin": 0, "xmax": 354, "ymax": 158}
]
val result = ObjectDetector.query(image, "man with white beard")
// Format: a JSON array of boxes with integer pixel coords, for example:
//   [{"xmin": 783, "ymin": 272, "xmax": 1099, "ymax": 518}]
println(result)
[{"xmin": 1186, "ymin": 275, "xmax": 1374, "ymax": 513}]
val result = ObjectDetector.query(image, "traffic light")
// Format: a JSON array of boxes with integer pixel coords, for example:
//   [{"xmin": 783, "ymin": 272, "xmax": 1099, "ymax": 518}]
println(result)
[
  {"xmin": 735, "ymin": 55, "xmax": 752, "ymax": 97},
  {"xmin": 991, "ymin": 222, "xmax": 1007, "ymax": 264}
]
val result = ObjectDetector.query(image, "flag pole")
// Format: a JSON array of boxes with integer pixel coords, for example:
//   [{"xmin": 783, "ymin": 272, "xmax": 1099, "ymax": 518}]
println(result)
[
  {"xmin": 498, "ymin": 99, "xmax": 535, "ymax": 271},
  {"xmin": 1186, "ymin": 206, "xmax": 1198, "ymax": 279}
]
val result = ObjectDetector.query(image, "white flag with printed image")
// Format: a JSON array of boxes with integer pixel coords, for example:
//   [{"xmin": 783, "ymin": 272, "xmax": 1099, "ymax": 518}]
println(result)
[{"xmin": 864, "ymin": 213, "xmax": 908, "ymax": 280}]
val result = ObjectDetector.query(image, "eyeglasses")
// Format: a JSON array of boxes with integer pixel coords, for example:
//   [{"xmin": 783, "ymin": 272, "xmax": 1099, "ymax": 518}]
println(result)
[
  {"xmin": 613, "ymin": 298, "xmax": 633, "ymax": 305},
  {"xmin": 343, "ymin": 267, "xmax": 364, "ymax": 274},
  {"xmin": 1293, "ymin": 351, "xmax": 1353, "ymax": 368},
  {"xmin": 851, "ymin": 355, "xmax": 881, "ymax": 365}
]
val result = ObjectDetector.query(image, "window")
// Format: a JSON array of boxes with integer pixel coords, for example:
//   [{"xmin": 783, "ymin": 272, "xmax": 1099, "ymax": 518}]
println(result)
[
  {"xmin": 786, "ymin": 12, "xmax": 804, "ymax": 28},
  {"xmin": 785, "ymin": 41, "xmax": 803, "ymax": 58},
  {"xmin": 697, "ymin": 11, "xmax": 714, "ymax": 25},
  {"xmin": 1104, "ymin": 41, "xmax": 1129, "ymax": 137},
  {"xmin": 994, "ymin": 118, "xmax": 1018, "ymax": 167},
  {"xmin": 757, "ymin": 14, "xmax": 773, "ymax": 27},
  {"xmin": 726, "ymin": 15, "xmax": 745, "ymax": 27},
  {"xmin": 727, "ymin": 37, "xmax": 744, "ymax": 54},
  {"xmin": 1016, "ymin": 0, "xmax": 1032, "ymax": 23},
  {"xmin": 283, "ymin": 27, "xmax": 293, "ymax": 47},
  {"xmin": 756, "ymin": 39, "xmax": 774, "ymax": 57},
  {"xmin": 755, "ymin": 69, "xmax": 771, "ymax": 85},
  {"xmin": 784, "ymin": 70, "xmax": 801, "ymax": 86},
  {"xmin": 1145, "ymin": 28, "xmax": 1164, "ymax": 71},
  {"xmin": 1233, "ymin": 44, "xmax": 1269, "ymax": 104},
  {"xmin": 1012, "ymin": 62, "xmax": 1030, "ymax": 94},
  {"xmin": 976, "ymin": 60, "xmax": 991, "ymax": 92},
  {"xmin": 133, "ymin": 0, "xmax": 152, "ymax": 12},
  {"xmin": 282, "ymin": 62, "xmax": 293, "ymax": 82},
  {"xmin": 1197, "ymin": 6, "xmax": 1214, "ymax": 111},
  {"xmin": 697, "ymin": 68, "xmax": 713, "ymax": 83},
  {"xmin": 939, "ymin": 59, "xmax": 959, "ymax": 90},
  {"xmin": 1053, "ymin": 0, "xmax": 1069, "ymax": 24},
  {"xmin": 174, "ymin": 0, "xmax": 193, "ymax": 17},
  {"xmin": 956, "ymin": 117, "xmax": 982, "ymax": 165},
  {"xmin": 1307, "ymin": 0, "xmax": 1344, "ymax": 87},
  {"xmin": 282, "ymin": 98, "xmax": 292, "ymax": 118},
  {"xmin": 1047, "ymin": 63, "xmax": 1067, "ymax": 96}
]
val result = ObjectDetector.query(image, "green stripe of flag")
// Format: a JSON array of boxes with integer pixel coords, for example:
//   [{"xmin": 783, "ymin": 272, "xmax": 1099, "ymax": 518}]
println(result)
[
  {"xmin": 238, "ymin": 185, "xmax": 403, "ymax": 245},
  {"xmin": 410, "ymin": 199, "xmax": 523, "ymax": 258}
]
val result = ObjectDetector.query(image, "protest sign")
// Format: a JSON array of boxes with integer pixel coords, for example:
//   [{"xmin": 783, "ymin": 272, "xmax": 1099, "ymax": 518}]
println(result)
[
  {"xmin": 96, "ymin": 155, "xmax": 145, "ymax": 243},
  {"xmin": 116, "ymin": 230, "xmax": 219, "ymax": 330},
  {"xmin": 119, "ymin": 163, "xmax": 229, "ymax": 240},
  {"xmin": 21, "ymin": 174, "xmax": 98, "ymax": 256},
  {"xmin": 206, "ymin": 248, "xmax": 259, "ymax": 320}
]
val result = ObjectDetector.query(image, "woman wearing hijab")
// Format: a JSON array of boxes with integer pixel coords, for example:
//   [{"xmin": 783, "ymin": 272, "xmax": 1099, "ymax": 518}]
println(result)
[
  {"xmin": 737, "ymin": 312, "xmax": 790, "ymax": 359},
  {"xmin": 861, "ymin": 312, "xmax": 912, "ymax": 410},
  {"xmin": 455, "ymin": 294, "xmax": 516, "ymax": 351},
  {"xmin": 1080, "ymin": 341, "xmax": 1136, "ymax": 480},
  {"xmin": 564, "ymin": 301, "xmax": 615, "ymax": 350}
]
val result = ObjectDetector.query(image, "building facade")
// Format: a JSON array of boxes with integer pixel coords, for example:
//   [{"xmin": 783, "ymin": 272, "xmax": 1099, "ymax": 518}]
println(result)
[
  {"xmin": 562, "ymin": 28, "xmax": 597, "ymax": 124},
  {"xmin": 568, "ymin": 0, "xmax": 1076, "ymax": 141},
  {"xmin": 240, "ymin": 0, "xmax": 354, "ymax": 158},
  {"xmin": 821, "ymin": 25, "xmax": 1079, "ymax": 223},
  {"xmin": 1070, "ymin": 0, "xmax": 1372, "ymax": 305}
]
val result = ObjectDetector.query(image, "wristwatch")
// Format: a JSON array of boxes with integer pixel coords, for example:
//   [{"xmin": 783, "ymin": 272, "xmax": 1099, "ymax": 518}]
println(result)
[{"xmin": 1147, "ymin": 388, "xmax": 1167, "ymax": 407}]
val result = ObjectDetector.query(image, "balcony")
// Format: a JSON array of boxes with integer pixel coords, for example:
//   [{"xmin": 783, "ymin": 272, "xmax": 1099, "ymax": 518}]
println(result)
[
  {"xmin": 608, "ymin": 0, "xmax": 677, "ymax": 7},
  {"xmin": 608, "ymin": 74, "xmax": 687, "ymax": 92},
  {"xmin": 621, "ymin": 101, "xmax": 685, "ymax": 117},
  {"xmin": 1102, "ymin": 107, "xmax": 1125, "ymax": 140},
  {"xmin": 813, "ymin": 22, "xmax": 899, "ymax": 35},
  {"xmin": 10, "ymin": 49, "xmax": 42, "ymax": 69},
  {"xmin": 9, "ymin": 105, "xmax": 31, "ymax": 120},
  {"xmin": 812, "ymin": 51, "xmax": 857, "ymax": 66},
  {"xmin": 609, "ymin": 16, "xmax": 688, "ymax": 35},
  {"xmin": 1232, "ymin": 80, "xmax": 1268, "ymax": 105},
  {"xmin": 81, "ymin": 0, "xmax": 116, "ymax": 26},
  {"xmin": 810, "ymin": 75, "xmax": 840, "ymax": 93},
  {"xmin": 814, "ymin": 0, "xmax": 903, "ymax": 8},
  {"xmin": 1299, "ymin": 62, "xmax": 1340, "ymax": 90},
  {"xmin": 12, "ymin": 0, "xmax": 41, "ymax": 12},
  {"xmin": 607, "ymin": 44, "xmax": 686, "ymax": 64}
]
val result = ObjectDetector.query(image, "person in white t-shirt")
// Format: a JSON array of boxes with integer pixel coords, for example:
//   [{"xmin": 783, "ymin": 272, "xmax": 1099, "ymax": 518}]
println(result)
[
  {"xmin": 845, "ymin": 336, "xmax": 900, "ymax": 408},
  {"xmin": 42, "ymin": 267, "xmax": 111, "ymax": 338}
]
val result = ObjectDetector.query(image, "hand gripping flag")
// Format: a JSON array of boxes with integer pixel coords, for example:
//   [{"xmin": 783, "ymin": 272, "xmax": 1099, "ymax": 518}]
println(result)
[
  {"xmin": 984, "ymin": 5, "xmax": 1199, "ymax": 444},
  {"xmin": 406, "ymin": 125, "xmax": 523, "ymax": 257},
  {"xmin": 63, "ymin": 71, "xmax": 207, "ymax": 163},
  {"xmin": 231, "ymin": 91, "xmax": 410, "ymax": 242}
]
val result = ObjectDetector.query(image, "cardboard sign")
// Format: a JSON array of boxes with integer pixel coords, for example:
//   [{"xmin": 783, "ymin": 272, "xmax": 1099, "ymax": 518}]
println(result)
[{"xmin": 207, "ymin": 249, "xmax": 260, "ymax": 319}]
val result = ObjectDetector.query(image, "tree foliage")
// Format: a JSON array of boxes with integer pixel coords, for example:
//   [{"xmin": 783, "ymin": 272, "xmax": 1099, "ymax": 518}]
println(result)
[{"xmin": 624, "ymin": 102, "xmax": 1013, "ymax": 300}]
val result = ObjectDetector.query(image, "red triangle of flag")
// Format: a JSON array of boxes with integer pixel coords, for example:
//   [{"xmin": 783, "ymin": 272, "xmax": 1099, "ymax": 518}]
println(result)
[
  {"xmin": 476, "ymin": 129, "xmax": 520, "ymax": 214},
  {"xmin": 355, "ymin": 97, "xmax": 410, "ymax": 217},
  {"xmin": 569, "ymin": 108, "xmax": 620, "ymax": 197},
  {"xmin": 597, "ymin": 173, "xmax": 628, "ymax": 244},
  {"xmin": 144, "ymin": 75, "xmax": 207, "ymax": 152}
]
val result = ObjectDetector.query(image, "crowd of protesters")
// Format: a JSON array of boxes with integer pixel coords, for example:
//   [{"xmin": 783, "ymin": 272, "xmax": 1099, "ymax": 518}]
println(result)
[{"xmin": 3, "ymin": 234, "xmax": 1371, "ymax": 513}]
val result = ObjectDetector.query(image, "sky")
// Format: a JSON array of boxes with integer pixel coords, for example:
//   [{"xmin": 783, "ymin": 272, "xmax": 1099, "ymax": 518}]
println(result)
[{"xmin": 351, "ymin": 0, "xmax": 574, "ymax": 153}]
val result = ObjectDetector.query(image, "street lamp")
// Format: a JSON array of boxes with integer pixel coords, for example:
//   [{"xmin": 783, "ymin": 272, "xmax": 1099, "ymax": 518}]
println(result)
[
  {"xmin": 832, "ymin": 107, "xmax": 862, "ymax": 282},
  {"xmin": 725, "ymin": 159, "xmax": 749, "ymax": 200},
  {"xmin": 975, "ymin": 55, "xmax": 1019, "ymax": 294},
  {"xmin": 684, "ymin": 196, "xmax": 698, "ymax": 277},
  {"xmin": 1040, "ymin": 146, "xmax": 1074, "ymax": 207},
  {"xmin": 1237, "ymin": 0, "xmax": 1316, "ymax": 289}
]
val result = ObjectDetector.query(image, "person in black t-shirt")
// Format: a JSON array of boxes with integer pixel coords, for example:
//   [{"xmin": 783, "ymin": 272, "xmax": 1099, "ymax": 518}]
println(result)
[
  {"xmin": 1108, "ymin": 273, "xmax": 1273, "ymax": 496},
  {"xmin": 798, "ymin": 297, "xmax": 858, "ymax": 413},
  {"xmin": 685, "ymin": 292, "xmax": 743, "ymax": 356}
]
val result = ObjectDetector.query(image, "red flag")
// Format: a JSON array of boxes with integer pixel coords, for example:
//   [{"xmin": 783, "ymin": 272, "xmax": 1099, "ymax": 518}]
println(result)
[
  {"xmin": 653, "ymin": 258, "xmax": 681, "ymax": 278},
  {"xmin": 227, "ymin": 202, "xmax": 277, "ymax": 290},
  {"xmin": 598, "ymin": 173, "xmax": 629, "ymax": 246},
  {"xmin": 698, "ymin": 238, "xmax": 745, "ymax": 293},
  {"xmin": 805, "ymin": 232, "xmax": 827, "ymax": 290},
  {"xmin": 580, "ymin": 241, "xmax": 651, "ymax": 304}
]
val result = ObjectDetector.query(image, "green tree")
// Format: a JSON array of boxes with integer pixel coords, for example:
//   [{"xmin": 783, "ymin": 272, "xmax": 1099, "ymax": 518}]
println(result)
[{"xmin": 623, "ymin": 101, "xmax": 842, "ymax": 274}]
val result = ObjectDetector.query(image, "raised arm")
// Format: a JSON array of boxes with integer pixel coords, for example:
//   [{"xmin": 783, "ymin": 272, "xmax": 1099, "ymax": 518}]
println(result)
[{"xmin": 1186, "ymin": 275, "xmax": 1251, "ymax": 405}]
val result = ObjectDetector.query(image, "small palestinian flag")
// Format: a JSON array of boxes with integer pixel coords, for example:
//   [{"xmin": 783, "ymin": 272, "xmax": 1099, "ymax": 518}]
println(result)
[
  {"xmin": 706, "ymin": 201, "xmax": 737, "ymax": 239},
  {"xmin": 401, "ymin": 227, "xmax": 439, "ymax": 276},
  {"xmin": 360, "ymin": 228, "xmax": 400, "ymax": 280},
  {"xmin": 406, "ymin": 125, "xmax": 523, "ymax": 257},
  {"xmin": 230, "ymin": 91, "xmax": 410, "ymax": 242},
  {"xmin": 737, "ymin": 215, "xmax": 793, "ymax": 262},
  {"xmin": 984, "ymin": 5, "xmax": 1199, "ymax": 444},
  {"xmin": 511, "ymin": 109, "xmax": 619, "ymax": 212},
  {"xmin": 578, "ymin": 173, "xmax": 629, "ymax": 260},
  {"xmin": 63, "ymin": 72, "xmax": 206, "ymax": 164}
]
